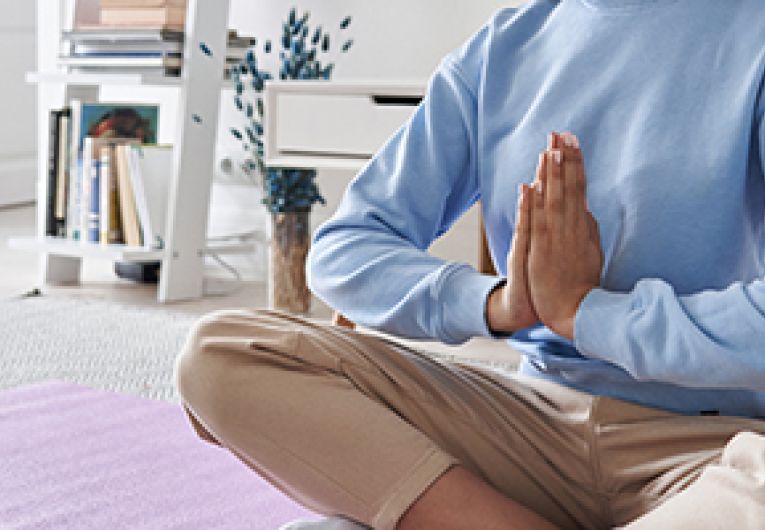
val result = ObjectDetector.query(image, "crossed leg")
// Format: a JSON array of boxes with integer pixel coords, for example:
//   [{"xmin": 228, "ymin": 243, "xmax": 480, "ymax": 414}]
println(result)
[{"xmin": 175, "ymin": 309, "xmax": 765, "ymax": 529}]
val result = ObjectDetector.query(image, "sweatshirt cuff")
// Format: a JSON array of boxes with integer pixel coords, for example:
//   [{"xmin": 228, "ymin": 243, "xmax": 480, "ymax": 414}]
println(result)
[
  {"xmin": 438, "ymin": 264, "xmax": 505, "ymax": 344},
  {"xmin": 574, "ymin": 287, "xmax": 631, "ymax": 362}
]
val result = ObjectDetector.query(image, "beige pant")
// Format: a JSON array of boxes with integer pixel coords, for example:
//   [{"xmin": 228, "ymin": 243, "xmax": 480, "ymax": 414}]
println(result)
[{"xmin": 175, "ymin": 309, "xmax": 765, "ymax": 530}]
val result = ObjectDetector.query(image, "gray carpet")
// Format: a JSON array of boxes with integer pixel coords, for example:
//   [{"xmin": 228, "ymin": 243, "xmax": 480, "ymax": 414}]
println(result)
[
  {"xmin": 0, "ymin": 296, "xmax": 514, "ymax": 405},
  {"xmin": 0, "ymin": 296, "xmax": 197, "ymax": 402}
]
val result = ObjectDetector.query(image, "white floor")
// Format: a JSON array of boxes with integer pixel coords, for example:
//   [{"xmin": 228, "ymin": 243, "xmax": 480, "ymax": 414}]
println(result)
[{"xmin": 0, "ymin": 203, "xmax": 520, "ymax": 365}]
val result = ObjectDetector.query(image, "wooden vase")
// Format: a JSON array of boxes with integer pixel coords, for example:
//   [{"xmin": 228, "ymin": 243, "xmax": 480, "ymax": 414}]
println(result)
[{"xmin": 269, "ymin": 211, "xmax": 311, "ymax": 314}]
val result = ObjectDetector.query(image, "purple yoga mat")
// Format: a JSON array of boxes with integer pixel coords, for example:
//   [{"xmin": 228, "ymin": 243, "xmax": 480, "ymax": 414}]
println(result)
[{"xmin": 0, "ymin": 381, "xmax": 319, "ymax": 529}]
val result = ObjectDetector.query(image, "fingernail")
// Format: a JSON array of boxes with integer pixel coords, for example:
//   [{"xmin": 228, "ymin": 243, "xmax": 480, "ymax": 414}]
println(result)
[
  {"xmin": 571, "ymin": 134, "xmax": 580, "ymax": 149},
  {"xmin": 552, "ymin": 150, "xmax": 562, "ymax": 165},
  {"xmin": 562, "ymin": 133, "xmax": 574, "ymax": 148}
]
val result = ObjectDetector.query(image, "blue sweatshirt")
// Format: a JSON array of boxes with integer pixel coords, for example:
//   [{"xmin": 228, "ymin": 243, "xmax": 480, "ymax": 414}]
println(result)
[{"xmin": 308, "ymin": 0, "xmax": 765, "ymax": 419}]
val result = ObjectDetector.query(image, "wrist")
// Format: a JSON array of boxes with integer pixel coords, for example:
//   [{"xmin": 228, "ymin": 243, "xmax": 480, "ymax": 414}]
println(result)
[
  {"xmin": 548, "ymin": 316, "xmax": 575, "ymax": 341},
  {"xmin": 485, "ymin": 280, "xmax": 513, "ymax": 335},
  {"xmin": 546, "ymin": 287, "xmax": 594, "ymax": 341}
]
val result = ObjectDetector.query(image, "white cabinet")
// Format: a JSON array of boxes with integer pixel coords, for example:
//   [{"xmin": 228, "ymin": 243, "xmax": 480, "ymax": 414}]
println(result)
[
  {"xmin": 275, "ymin": 93, "xmax": 420, "ymax": 159},
  {"xmin": 0, "ymin": 0, "xmax": 36, "ymax": 206},
  {"xmin": 265, "ymin": 81, "xmax": 484, "ymax": 270},
  {"xmin": 265, "ymin": 81, "xmax": 424, "ymax": 171}
]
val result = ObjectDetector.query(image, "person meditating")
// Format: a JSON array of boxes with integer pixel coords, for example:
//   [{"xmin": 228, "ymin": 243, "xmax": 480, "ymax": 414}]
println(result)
[{"xmin": 175, "ymin": 1, "xmax": 765, "ymax": 528}]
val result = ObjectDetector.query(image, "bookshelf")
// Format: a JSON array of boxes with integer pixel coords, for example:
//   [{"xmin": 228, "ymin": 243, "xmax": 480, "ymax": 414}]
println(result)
[{"xmin": 10, "ymin": 0, "xmax": 243, "ymax": 303}]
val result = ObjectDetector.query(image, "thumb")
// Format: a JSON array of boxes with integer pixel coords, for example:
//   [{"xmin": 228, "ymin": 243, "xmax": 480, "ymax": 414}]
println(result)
[
  {"xmin": 587, "ymin": 211, "xmax": 605, "ymax": 262},
  {"xmin": 510, "ymin": 185, "xmax": 532, "ymax": 276},
  {"xmin": 586, "ymin": 211, "xmax": 601, "ymax": 242}
]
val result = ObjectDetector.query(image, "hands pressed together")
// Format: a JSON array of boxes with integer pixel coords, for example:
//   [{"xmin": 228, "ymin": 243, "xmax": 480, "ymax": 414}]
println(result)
[{"xmin": 487, "ymin": 132, "xmax": 604, "ymax": 341}]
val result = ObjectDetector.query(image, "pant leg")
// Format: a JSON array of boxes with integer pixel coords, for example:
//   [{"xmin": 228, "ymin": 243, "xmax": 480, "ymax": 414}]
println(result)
[
  {"xmin": 593, "ymin": 396, "xmax": 765, "ymax": 528},
  {"xmin": 175, "ymin": 309, "xmax": 608, "ymax": 530}
]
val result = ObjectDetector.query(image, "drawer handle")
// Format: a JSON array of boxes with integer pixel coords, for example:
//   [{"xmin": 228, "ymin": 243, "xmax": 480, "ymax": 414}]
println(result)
[{"xmin": 371, "ymin": 95, "xmax": 422, "ymax": 107}]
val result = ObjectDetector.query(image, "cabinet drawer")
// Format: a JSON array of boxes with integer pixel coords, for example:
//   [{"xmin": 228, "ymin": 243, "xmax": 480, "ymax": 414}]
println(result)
[
  {"xmin": 265, "ymin": 82, "xmax": 425, "ymax": 170},
  {"xmin": 276, "ymin": 93, "xmax": 418, "ymax": 158}
]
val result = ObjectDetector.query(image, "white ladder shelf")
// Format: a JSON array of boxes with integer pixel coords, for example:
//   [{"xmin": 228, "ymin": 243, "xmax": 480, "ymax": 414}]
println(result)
[{"xmin": 10, "ymin": 0, "xmax": 236, "ymax": 303}]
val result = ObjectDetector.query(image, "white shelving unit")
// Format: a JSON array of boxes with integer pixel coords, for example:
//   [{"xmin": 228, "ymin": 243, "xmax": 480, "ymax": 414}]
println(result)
[{"xmin": 10, "ymin": 0, "xmax": 245, "ymax": 303}]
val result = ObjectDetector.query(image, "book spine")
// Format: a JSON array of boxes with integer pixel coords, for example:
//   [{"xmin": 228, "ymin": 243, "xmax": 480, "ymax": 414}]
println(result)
[
  {"xmin": 88, "ymin": 157, "xmax": 101, "ymax": 243},
  {"xmin": 126, "ymin": 145, "xmax": 153, "ymax": 248},
  {"xmin": 108, "ymin": 147, "xmax": 123, "ymax": 244},
  {"xmin": 100, "ymin": 7, "xmax": 186, "ymax": 28},
  {"xmin": 46, "ymin": 110, "xmax": 61, "ymax": 237},
  {"xmin": 70, "ymin": 101, "xmax": 84, "ymax": 241},
  {"xmin": 69, "ymin": 159, "xmax": 83, "ymax": 241},
  {"xmin": 116, "ymin": 144, "xmax": 142, "ymax": 247},
  {"xmin": 54, "ymin": 110, "xmax": 72, "ymax": 238},
  {"xmin": 100, "ymin": 146, "xmax": 110, "ymax": 244},
  {"xmin": 79, "ymin": 137, "xmax": 93, "ymax": 244},
  {"xmin": 99, "ymin": 0, "xmax": 186, "ymax": 8}
]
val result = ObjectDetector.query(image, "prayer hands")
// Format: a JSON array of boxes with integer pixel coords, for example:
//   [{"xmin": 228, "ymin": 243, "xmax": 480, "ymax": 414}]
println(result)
[{"xmin": 487, "ymin": 132, "xmax": 604, "ymax": 340}]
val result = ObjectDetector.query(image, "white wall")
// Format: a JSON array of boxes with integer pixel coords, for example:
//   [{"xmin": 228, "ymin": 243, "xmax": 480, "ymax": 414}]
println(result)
[{"xmin": 0, "ymin": 0, "xmax": 36, "ymax": 207}]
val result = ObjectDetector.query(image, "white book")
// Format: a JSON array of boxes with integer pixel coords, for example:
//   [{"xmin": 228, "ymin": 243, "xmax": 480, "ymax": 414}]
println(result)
[
  {"xmin": 67, "ymin": 158, "xmax": 82, "ymax": 241},
  {"xmin": 68, "ymin": 101, "xmax": 84, "ymax": 240},
  {"xmin": 126, "ymin": 146, "xmax": 152, "ymax": 247},
  {"xmin": 79, "ymin": 138, "xmax": 94, "ymax": 245},
  {"xmin": 127, "ymin": 144, "xmax": 172, "ymax": 249},
  {"xmin": 99, "ymin": 145, "xmax": 112, "ymax": 245},
  {"xmin": 59, "ymin": 55, "xmax": 182, "ymax": 69}
]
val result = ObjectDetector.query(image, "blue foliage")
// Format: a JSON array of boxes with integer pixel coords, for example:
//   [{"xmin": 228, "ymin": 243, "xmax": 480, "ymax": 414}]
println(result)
[
  {"xmin": 199, "ymin": 42, "xmax": 213, "ymax": 56},
  {"xmin": 230, "ymin": 6, "xmax": 354, "ymax": 213},
  {"xmin": 263, "ymin": 168, "xmax": 325, "ymax": 213}
]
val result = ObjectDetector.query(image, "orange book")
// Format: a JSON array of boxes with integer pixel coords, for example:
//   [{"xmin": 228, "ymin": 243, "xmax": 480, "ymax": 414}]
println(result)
[
  {"xmin": 100, "ymin": 6, "xmax": 186, "ymax": 28},
  {"xmin": 100, "ymin": 0, "xmax": 185, "ymax": 7}
]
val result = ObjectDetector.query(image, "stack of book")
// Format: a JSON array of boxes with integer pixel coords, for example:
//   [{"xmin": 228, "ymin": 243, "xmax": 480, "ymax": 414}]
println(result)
[
  {"xmin": 45, "ymin": 100, "xmax": 171, "ymax": 250},
  {"xmin": 60, "ymin": 29, "xmax": 255, "ymax": 77},
  {"xmin": 61, "ymin": 0, "xmax": 255, "ymax": 76}
]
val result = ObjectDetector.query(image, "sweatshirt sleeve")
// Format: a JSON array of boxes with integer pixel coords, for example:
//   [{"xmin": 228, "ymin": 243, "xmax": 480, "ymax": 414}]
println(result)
[
  {"xmin": 574, "ymin": 105, "xmax": 765, "ymax": 391},
  {"xmin": 307, "ymin": 52, "xmax": 503, "ymax": 344},
  {"xmin": 574, "ymin": 280, "xmax": 765, "ymax": 390}
]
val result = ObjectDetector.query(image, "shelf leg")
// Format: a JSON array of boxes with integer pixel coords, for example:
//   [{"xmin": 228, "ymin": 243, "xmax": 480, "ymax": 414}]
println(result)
[
  {"xmin": 41, "ymin": 253, "xmax": 81, "ymax": 285},
  {"xmin": 158, "ymin": 0, "xmax": 230, "ymax": 303}
]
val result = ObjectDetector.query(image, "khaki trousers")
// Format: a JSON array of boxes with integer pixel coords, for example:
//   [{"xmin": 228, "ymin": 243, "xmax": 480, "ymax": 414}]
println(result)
[{"xmin": 175, "ymin": 309, "xmax": 765, "ymax": 530}]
